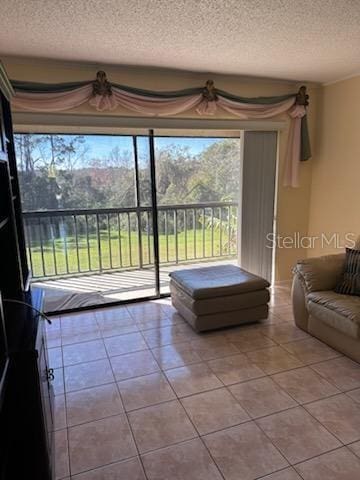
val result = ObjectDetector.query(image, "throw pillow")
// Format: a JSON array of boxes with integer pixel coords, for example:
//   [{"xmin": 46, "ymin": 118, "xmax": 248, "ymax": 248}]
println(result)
[{"xmin": 335, "ymin": 248, "xmax": 360, "ymax": 296}]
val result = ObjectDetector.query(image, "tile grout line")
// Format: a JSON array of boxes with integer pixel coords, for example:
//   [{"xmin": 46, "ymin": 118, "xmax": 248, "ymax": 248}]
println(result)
[
  {"xmin": 54, "ymin": 369, "xmax": 360, "ymax": 448},
  {"xmin": 155, "ymin": 306, "xmax": 322, "ymax": 477},
  {"xmin": 190, "ymin": 381, "xmax": 292, "ymax": 477},
  {"xmin": 307, "ymin": 356, "xmax": 360, "ymax": 389},
  {"xmin": 301, "ymin": 395, "xmax": 360, "ymax": 446},
  {"xmin": 269, "ymin": 370, "xmax": 344, "ymax": 405},
  {"xmin": 253, "ymin": 382, "xmax": 350, "ymax": 455},
  {"xmin": 254, "ymin": 465, "xmax": 303, "ymax": 480},
  {"xmin": 57, "ymin": 313, "xmax": 70, "ymax": 478},
  {"xmin": 54, "ymin": 333, "xmax": 348, "ymax": 402},
  {"xmin": 291, "ymin": 444, "xmax": 354, "ymax": 475},
  {"xmin": 62, "ymin": 310, "xmax": 155, "ymax": 478},
  {"xmin": 49, "ymin": 297, "xmax": 360, "ymax": 478},
  {"xmin": 251, "ymin": 349, "xmax": 354, "ymax": 448},
  {"xmin": 154, "ymin": 347, "xmax": 227, "ymax": 480},
  {"xmin": 54, "ymin": 339, "xmax": 347, "ymax": 393},
  {"xmin": 61, "ymin": 339, "xmax": 107, "ymax": 368},
  {"xmin": 111, "ymin": 325, "xmax": 228, "ymax": 479},
  {"xmin": 69, "ymin": 456, "xmax": 138, "ymax": 479},
  {"xmin": 54, "ymin": 309, "xmax": 321, "ymax": 363},
  {"xmin": 60, "ymin": 319, "xmax": 71, "ymax": 480},
  {"xmin": 107, "ymin": 339, "xmax": 151, "ymax": 480},
  {"xmin": 253, "ymin": 408, "xmax": 341, "ymax": 472}
]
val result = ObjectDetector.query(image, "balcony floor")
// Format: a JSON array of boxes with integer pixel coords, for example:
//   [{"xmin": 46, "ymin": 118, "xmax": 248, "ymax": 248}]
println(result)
[{"xmin": 33, "ymin": 259, "xmax": 237, "ymax": 312}]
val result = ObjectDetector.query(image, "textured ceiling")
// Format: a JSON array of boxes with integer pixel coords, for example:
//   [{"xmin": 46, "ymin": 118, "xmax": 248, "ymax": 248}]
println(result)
[{"xmin": 0, "ymin": 0, "xmax": 360, "ymax": 83}]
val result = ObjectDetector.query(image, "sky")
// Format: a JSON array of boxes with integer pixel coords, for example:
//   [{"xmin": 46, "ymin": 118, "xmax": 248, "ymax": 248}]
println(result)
[
  {"xmin": 83, "ymin": 135, "xmax": 222, "ymax": 159},
  {"xmin": 15, "ymin": 133, "xmax": 240, "ymax": 169}
]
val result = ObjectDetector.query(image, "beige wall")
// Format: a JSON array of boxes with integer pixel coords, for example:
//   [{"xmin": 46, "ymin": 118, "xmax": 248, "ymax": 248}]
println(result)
[
  {"xmin": 3, "ymin": 57, "xmax": 320, "ymax": 280},
  {"xmin": 308, "ymin": 75, "xmax": 360, "ymax": 257}
]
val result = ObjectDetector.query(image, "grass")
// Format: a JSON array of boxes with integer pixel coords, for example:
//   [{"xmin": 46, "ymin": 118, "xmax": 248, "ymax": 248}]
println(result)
[{"xmin": 28, "ymin": 228, "xmax": 237, "ymax": 278}]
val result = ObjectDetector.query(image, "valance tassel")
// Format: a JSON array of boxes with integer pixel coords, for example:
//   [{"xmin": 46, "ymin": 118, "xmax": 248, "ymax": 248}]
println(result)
[
  {"xmin": 92, "ymin": 71, "xmax": 113, "ymax": 97},
  {"xmin": 202, "ymin": 80, "xmax": 218, "ymax": 101},
  {"xmin": 89, "ymin": 71, "xmax": 119, "ymax": 111},
  {"xmin": 295, "ymin": 85, "xmax": 309, "ymax": 106}
]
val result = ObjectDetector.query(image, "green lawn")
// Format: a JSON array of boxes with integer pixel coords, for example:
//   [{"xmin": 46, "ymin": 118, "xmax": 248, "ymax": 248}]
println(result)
[{"xmin": 28, "ymin": 228, "xmax": 237, "ymax": 278}]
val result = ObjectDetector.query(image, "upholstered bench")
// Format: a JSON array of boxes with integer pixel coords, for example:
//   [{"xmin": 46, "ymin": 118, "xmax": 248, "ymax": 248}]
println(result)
[{"xmin": 170, "ymin": 264, "xmax": 270, "ymax": 332}]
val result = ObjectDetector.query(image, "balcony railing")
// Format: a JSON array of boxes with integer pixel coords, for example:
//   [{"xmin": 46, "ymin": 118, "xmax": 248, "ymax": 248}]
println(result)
[{"xmin": 22, "ymin": 202, "xmax": 238, "ymax": 279}]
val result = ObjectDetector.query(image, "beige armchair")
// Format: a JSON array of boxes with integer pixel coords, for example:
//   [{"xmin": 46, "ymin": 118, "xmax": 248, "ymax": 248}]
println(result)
[{"xmin": 292, "ymin": 253, "xmax": 360, "ymax": 363}]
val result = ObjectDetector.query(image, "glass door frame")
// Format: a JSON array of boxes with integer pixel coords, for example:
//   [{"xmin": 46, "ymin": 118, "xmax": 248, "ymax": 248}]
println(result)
[{"xmin": 148, "ymin": 129, "xmax": 161, "ymax": 297}]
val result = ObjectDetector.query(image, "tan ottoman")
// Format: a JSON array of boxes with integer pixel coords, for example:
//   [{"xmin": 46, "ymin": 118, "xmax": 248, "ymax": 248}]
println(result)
[{"xmin": 170, "ymin": 265, "xmax": 270, "ymax": 332}]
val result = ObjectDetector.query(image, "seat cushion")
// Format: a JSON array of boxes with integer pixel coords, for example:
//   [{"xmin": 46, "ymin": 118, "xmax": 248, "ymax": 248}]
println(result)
[
  {"xmin": 170, "ymin": 281, "xmax": 269, "ymax": 315},
  {"xmin": 172, "ymin": 295, "xmax": 268, "ymax": 332},
  {"xmin": 169, "ymin": 265, "xmax": 269, "ymax": 300},
  {"xmin": 308, "ymin": 290, "xmax": 360, "ymax": 339}
]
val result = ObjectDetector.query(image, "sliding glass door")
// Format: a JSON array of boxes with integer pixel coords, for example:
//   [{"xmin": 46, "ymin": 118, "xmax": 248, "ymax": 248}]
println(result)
[
  {"xmin": 15, "ymin": 132, "xmax": 160, "ymax": 311},
  {"xmin": 153, "ymin": 134, "xmax": 241, "ymax": 294},
  {"xmin": 14, "ymin": 129, "xmax": 247, "ymax": 312}
]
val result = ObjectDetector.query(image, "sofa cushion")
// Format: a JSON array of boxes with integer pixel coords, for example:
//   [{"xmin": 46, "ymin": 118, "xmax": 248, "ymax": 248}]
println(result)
[
  {"xmin": 308, "ymin": 290, "xmax": 360, "ymax": 339},
  {"xmin": 335, "ymin": 248, "xmax": 360, "ymax": 296},
  {"xmin": 293, "ymin": 254, "xmax": 345, "ymax": 293},
  {"xmin": 169, "ymin": 265, "xmax": 269, "ymax": 300}
]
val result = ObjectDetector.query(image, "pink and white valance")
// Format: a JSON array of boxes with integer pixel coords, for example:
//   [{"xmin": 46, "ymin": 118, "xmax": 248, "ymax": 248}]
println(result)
[{"xmin": 11, "ymin": 72, "xmax": 311, "ymax": 187}]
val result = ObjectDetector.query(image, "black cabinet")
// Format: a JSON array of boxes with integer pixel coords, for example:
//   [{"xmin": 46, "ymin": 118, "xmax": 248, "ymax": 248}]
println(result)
[
  {"xmin": 0, "ymin": 62, "xmax": 54, "ymax": 479},
  {"xmin": 0, "ymin": 291, "xmax": 54, "ymax": 480}
]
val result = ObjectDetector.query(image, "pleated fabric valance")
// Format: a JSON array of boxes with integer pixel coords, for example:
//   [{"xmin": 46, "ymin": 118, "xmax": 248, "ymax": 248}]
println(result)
[{"xmin": 10, "ymin": 71, "xmax": 311, "ymax": 187}]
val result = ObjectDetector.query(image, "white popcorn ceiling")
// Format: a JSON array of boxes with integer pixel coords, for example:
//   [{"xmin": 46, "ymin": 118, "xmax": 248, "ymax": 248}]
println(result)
[{"xmin": 0, "ymin": 0, "xmax": 360, "ymax": 83}]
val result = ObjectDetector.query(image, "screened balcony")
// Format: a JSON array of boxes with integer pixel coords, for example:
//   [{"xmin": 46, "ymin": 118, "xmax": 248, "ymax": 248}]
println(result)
[{"xmin": 24, "ymin": 201, "xmax": 238, "ymax": 310}]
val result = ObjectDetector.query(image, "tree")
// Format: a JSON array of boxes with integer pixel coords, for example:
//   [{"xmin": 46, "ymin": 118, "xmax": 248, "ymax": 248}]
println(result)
[
  {"xmin": 87, "ymin": 147, "xmax": 136, "ymax": 208},
  {"xmin": 188, "ymin": 139, "xmax": 241, "ymax": 203},
  {"xmin": 14, "ymin": 134, "xmax": 241, "ymax": 212},
  {"xmin": 155, "ymin": 144, "xmax": 195, "ymax": 203},
  {"xmin": 15, "ymin": 134, "xmax": 88, "ymax": 210}
]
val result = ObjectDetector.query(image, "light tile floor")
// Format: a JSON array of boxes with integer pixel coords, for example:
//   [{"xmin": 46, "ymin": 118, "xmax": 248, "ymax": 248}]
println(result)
[{"xmin": 48, "ymin": 282, "xmax": 360, "ymax": 480}]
